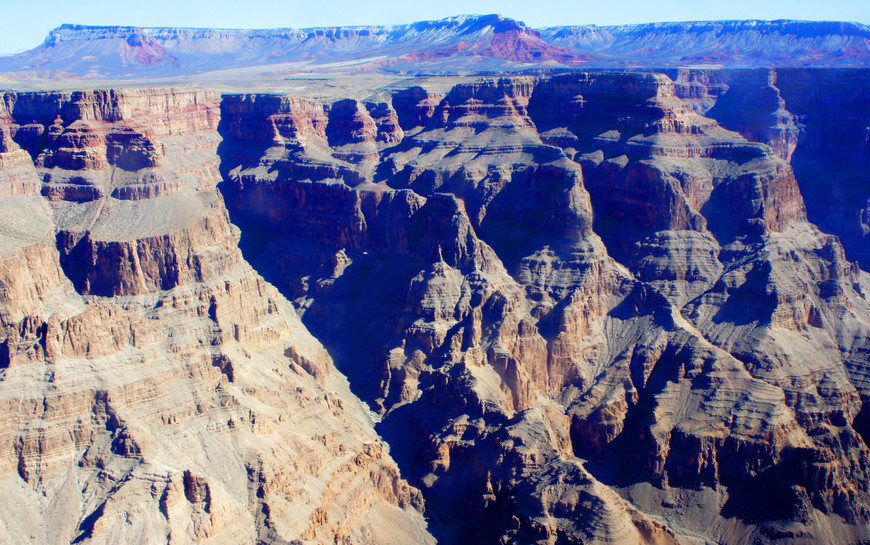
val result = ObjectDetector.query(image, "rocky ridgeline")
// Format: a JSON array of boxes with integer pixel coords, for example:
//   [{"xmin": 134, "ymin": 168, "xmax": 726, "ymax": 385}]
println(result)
[
  {"xmin": 2, "ymin": 16, "xmax": 870, "ymax": 80},
  {"xmin": 1, "ymin": 70, "xmax": 870, "ymax": 545},
  {"xmin": 218, "ymin": 71, "xmax": 870, "ymax": 544},
  {"xmin": 0, "ymin": 88, "xmax": 432, "ymax": 545}
]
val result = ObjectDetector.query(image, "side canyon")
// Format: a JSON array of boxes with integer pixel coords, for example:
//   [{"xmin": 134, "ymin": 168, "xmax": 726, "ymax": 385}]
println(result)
[{"xmin": 1, "ymin": 68, "xmax": 870, "ymax": 545}]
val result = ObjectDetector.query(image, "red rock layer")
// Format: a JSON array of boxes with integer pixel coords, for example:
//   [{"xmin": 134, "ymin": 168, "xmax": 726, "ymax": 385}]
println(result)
[
  {"xmin": 2, "ymin": 71, "xmax": 870, "ymax": 545},
  {"xmin": 0, "ymin": 87, "xmax": 433, "ymax": 545},
  {"xmin": 219, "ymin": 72, "xmax": 870, "ymax": 545}
]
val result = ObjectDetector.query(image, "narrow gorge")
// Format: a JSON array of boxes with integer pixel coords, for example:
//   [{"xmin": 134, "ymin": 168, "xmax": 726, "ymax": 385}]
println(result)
[{"xmin": 2, "ymin": 69, "xmax": 870, "ymax": 545}]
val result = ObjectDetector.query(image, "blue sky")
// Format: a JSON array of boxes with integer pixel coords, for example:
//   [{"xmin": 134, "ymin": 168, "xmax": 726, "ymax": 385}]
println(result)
[{"xmin": 1, "ymin": 0, "xmax": 868, "ymax": 56}]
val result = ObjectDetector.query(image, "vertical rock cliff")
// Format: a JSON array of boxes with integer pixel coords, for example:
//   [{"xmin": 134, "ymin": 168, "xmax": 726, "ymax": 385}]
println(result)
[
  {"xmin": 672, "ymin": 68, "xmax": 870, "ymax": 272},
  {"xmin": 2, "ymin": 69, "xmax": 870, "ymax": 545},
  {"xmin": 0, "ymin": 89, "xmax": 432, "ymax": 545},
  {"xmin": 218, "ymin": 72, "xmax": 870, "ymax": 545}
]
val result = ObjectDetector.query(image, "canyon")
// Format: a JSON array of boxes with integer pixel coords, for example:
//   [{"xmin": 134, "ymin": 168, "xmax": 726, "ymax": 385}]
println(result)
[{"xmin": 2, "ymin": 15, "xmax": 870, "ymax": 545}]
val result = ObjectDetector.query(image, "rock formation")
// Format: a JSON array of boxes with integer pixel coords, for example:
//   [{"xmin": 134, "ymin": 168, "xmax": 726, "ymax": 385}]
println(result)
[
  {"xmin": 217, "ymin": 72, "xmax": 870, "ymax": 544},
  {"xmin": 1, "ymin": 68, "xmax": 870, "ymax": 545},
  {"xmin": 1, "ymin": 16, "xmax": 869, "ymax": 82},
  {"xmin": 0, "ymin": 89, "xmax": 432, "ymax": 545}
]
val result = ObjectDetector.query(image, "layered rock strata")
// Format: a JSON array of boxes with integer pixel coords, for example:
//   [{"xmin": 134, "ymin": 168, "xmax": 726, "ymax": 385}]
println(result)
[
  {"xmin": 2, "ymin": 17, "xmax": 870, "ymax": 82},
  {"xmin": 219, "ymin": 72, "xmax": 870, "ymax": 545},
  {"xmin": 2, "ymin": 69, "xmax": 870, "ymax": 545},
  {"xmin": 668, "ymin": 68, "xmax": 870, "ymax": 274},
  {"xmin": 0, "ymin": 89, "xmax": 432, "ymax": 545}
]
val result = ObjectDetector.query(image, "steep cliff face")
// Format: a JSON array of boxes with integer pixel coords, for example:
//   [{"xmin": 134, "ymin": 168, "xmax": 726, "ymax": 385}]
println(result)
[
  {"xmin": 220, "ymin": 78, "xmax": 680, "ymax": 544},
  {"xmin": 219, "ymin": 72, "xmax": 870, "ymax": 545},
  {"xmin": 3, "ymin": 70, "xmax": 870, "ymax": 545},
  {"xmin": 771, "ymin": 69, "xmax": 870, "ymax": 274},
  {"xmin": 0, "ymin": 89, "xmax": 432, "ymax": 545},
  {"xmin": 670, "ymin": 68, "xmax": 870, "ymax": 274}
]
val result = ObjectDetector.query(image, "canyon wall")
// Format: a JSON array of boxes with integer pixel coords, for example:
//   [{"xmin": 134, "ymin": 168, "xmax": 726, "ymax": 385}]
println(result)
[
  {"xmin": 0, "ymin": 88, "xmax": 432, "ymax": 545},
  {"xmin": 2, "ymin": 70, "xmax": 870, "ymax": 544}
]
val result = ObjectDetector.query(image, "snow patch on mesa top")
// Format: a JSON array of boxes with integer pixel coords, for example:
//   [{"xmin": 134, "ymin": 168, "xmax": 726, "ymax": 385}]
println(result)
[{"xmin": 1, "ymin": 15, "xmax": 869, "ymax": 79}]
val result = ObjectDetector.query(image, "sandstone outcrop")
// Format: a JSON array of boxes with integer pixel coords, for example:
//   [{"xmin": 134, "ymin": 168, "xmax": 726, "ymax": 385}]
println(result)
[
  {"xmin": 0, "ymin": 88, "xmax": 433, "ymax": 545},
  {"xmin": 668, "ymin": 68, "xmax": 870, "ymax": 279},
  {"xmin": 3, "ymin": 69, "xmax": 870, "ymax": 545},
  {"xmin": 218, "ymin": 72, "xmax": 870, "ymax": 544}
]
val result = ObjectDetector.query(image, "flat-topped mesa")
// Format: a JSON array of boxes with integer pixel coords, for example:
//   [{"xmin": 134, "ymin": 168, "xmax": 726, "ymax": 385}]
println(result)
[
  {"xmin": 540, "ymin": 20, "xmax": 870, "ymax": 68},
  {"xmin": 363, "ymin": 100, "xmax": 404, "ymax": 144},
  {"xmin": 36, "ymin": 119, "xmax": 160, "ymax": 176},
  {"xmin": 1, "ymin": 17, "xmax": 867, "ymax": 83},
  {"xmin": 387, "ymin": 77, "xmax": 559, "ymax": 185},
  {"xmin": 1, "ymin": 89, "xmax": 219, "ymax": 201},
  {"xmin": 219, "ymin": 94, "xmax": 329, "ymax": 149},
  {"xmin": 325, "ymin": 99, "xmax": 381, "ymax": 166},
  {"xmin": 391, "ymin": 86, "xmax": 445, "ymax": 131},
  {"xmin": 529, "ymin": 71, "xmax": 730, "ymax": 154},
  {"xmin": 220, "ymin": 94, "xmax": 381, "ymax": 185},
  {"xmin": 527, "ymin": 71, "xmax": 807, "ymax": 256},
  {"xmin": 437, "ymin": 77, "xmax": 537, "ymax": 131},
  {"xmin": 326, "ymin": 99, "xmax": 377, "ymax": 147},
  {"xmin": 381, "ymin": 77, "xmax": 603, "ymax": 277},
  {"xmin": 386, "ymin": 78, "xmax": 546, "ymax": 179},
  {"xmin": 666, "ymin": 68, "xmax": 731, "ymax": 114},
  {"xmin": 0, "ymin": 88, "xmax": 241, "ymax": 299},
  {"xmin": 55, "ymin": 205, "xmax": 241, "ymax": 297},
  {"xmin": 2, "ymin": 89, "xmax": 216, "ymax": 135}
]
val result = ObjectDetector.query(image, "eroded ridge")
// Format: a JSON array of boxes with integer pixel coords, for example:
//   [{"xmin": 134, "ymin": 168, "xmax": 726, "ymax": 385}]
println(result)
[
  {"xmin": 0, "ymin": 88, "xmax": 432, "ymax": 545},
  {"xmin": 2, "ymin": 70, "xmax": 870, "ymax": 545}
]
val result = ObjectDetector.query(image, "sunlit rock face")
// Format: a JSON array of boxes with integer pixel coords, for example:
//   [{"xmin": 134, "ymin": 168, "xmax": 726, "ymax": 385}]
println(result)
[
  {"xmin": 1, "ymin": 17, "xmax": 869, "ymax": 81},
  {"xmin": 0, "ymin": 88, "xmax": 433, "ymax": 545},
  {"xmin": 2, "ymin": 69, "xmax": 870, "ymax": 545}
]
